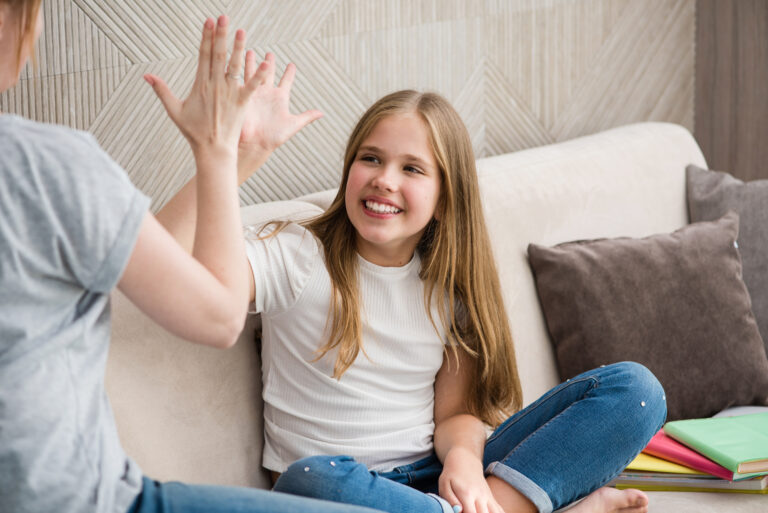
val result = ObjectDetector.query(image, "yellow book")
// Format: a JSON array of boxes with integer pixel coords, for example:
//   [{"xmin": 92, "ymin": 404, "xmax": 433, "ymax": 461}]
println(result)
[{"xmin": 625, "ymin": 453, "xmax": 705, "ymax": 475}]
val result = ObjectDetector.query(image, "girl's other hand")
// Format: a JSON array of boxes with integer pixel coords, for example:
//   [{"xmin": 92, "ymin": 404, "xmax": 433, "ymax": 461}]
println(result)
[
  {"xmin": 144, "ymin": 16, "xmax": 261, "ymax": 159},
  {"xmin": 236, "ymin": 52, "xmax": 323, "ymax": 181},
  {"xmin": 440, "ymin": 447, "xmax": 505, "ymax": 513}
]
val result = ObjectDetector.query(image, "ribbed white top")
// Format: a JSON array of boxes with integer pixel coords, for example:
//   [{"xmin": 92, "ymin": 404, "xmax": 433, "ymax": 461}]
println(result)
[{"xmin": 245, "ymin": 223, "xmax": 447, "ymax": 472}]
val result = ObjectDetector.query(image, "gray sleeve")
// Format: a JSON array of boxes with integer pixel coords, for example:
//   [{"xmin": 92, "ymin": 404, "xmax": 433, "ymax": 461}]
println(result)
[
  {"xmin": 1, "ymin": 124, "xmax": 150, "ymax": 293},
  {"xmin": 56, "ymin": 133, "xmax": 151, "ymax": 292}
]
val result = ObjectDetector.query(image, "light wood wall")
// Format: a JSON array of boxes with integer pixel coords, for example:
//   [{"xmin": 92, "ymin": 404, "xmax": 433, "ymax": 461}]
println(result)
[
  {"xmin": 695, "ymin": 0, "xmax": 768, "ymax": 182},
  {"xmin": 1, "ymin": 0, "xmax": 695, "ymax": 210}
]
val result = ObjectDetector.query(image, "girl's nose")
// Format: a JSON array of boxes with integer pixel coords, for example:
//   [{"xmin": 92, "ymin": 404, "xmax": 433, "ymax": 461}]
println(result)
[{"xmin": 370, "ymin": 165, "xmax": 399, "ymax": 191}]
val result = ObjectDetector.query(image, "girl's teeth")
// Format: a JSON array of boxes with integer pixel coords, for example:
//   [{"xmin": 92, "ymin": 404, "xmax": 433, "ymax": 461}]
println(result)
[{"xmin": 365, "ymin": 201, "xmax": 401, "ymax": 214}]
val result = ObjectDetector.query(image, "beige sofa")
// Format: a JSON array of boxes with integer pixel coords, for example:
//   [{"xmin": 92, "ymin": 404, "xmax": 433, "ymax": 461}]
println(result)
[{"xmin": 107, "ymin": 122, "xmax": 767, "ymax": 512}]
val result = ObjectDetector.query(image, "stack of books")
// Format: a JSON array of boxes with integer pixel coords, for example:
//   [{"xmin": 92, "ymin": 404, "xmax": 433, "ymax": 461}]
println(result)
[{"xmin": 609, "ymin": 411, "xmax": 768, "ymax": 493}]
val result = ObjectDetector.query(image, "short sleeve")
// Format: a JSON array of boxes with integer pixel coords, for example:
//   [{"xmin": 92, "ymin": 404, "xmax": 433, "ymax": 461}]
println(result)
[
  {"xmin": 245, "ymin": 222, "xmax": 320, "ymax": 314},
  {"xmin": 0, "ymin": 119, "xmax": 150, "ymax": 294},
  {"xmin": 53, "ymin": 133, "xmax": 150, "ymax": 292}
]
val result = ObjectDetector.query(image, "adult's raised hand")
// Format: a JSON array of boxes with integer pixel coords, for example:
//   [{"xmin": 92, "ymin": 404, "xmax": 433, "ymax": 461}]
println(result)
[{"xmin": 144, "ymin": 16, "xmax": 266, "ymax": 157}]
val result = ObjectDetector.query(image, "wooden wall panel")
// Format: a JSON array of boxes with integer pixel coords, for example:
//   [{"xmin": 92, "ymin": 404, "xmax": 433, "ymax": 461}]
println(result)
[
  {"xmin": 1, "ymin": 0, "xmax": 696, "ymax": 210},
  {"xmin": 695, "ymin": 0, "xmax": 768, "ymax": 181}
]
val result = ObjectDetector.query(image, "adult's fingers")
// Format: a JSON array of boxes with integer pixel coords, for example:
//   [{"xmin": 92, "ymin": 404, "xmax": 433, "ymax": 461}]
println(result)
[
  {"xmin": 211, "ymin": 15, "xmax": 229, "ymax": 80},
  {"xmin": 144, "ymin": 74, "xmax": 181, "ymax": 122},
  {"xmin": 278, "ymin": 62, "xmax": 296, "ymax": 91},
  {"xmin": 195, "ymin": 18, "xmax": 214, "ymax": 84},
  {"xmin": 227, "ymin": 29, "xmax": 246, "ymax": 82}
]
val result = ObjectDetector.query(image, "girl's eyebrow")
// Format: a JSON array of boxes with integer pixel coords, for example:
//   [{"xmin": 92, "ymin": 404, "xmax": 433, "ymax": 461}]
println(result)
[{"xmin": 358, "ymin": 145, "xmax": 433, "ymax": 169}]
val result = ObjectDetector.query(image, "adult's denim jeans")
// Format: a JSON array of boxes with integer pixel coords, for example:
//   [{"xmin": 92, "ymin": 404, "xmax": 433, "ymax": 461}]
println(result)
[
  {"xmin": 126, "ymin": 476, "xmax": 384, "ymax": 513},
  {"xmin": 274, "ymin": 362, "xmax": 666, "ymax": 513}
]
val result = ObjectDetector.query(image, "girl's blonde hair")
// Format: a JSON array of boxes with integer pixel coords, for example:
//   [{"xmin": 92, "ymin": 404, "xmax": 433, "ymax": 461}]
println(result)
[
  {"xmin": 302, "ymin": 90, "xmax": 522, "ymax": 426},
  {"xmin": 2, "ymin": 0, "xmax": 40, "ymax": 74}
]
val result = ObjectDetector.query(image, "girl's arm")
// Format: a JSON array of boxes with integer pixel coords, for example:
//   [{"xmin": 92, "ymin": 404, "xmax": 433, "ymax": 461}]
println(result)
[
  {"xmin": 434, "ymin": 348, "xmax": 505, "ymax": 513},
  {"xmin": 117, "ymin": 16, "xmax": 260, "ymax": 348},
  {"xmin": 155, "ymin": 51, "xmax": 322, "ymax": 304}
]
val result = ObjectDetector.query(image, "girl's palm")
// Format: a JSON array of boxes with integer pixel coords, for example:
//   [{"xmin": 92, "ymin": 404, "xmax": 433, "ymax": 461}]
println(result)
[{"xmin": 238, "ymin": 53, "xmax": 323, "ymax": 161}]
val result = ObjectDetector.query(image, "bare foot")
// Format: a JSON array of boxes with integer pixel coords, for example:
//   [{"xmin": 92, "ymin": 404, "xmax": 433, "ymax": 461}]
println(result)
[{"xmin": 567, "ymin": 487, "xmax": 648, "ymax": 513}]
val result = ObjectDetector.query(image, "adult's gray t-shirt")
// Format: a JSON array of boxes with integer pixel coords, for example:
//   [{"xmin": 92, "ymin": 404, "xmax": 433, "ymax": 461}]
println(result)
[{"xmin": 0, "ymin": 115, "xmax": 149, "ymax": 513}]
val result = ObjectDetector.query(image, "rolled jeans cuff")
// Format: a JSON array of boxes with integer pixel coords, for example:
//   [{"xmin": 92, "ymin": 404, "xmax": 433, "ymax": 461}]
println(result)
[
  {"xmin": 426, "ymin": 493, "xmax": 455, "ymax": 513},
  {"xmin": 485, "ymin": 462, "xmax": 553, "ymax": 513}
]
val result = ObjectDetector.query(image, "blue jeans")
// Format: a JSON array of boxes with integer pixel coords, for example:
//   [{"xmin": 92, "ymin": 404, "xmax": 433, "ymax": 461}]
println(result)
[
  {"xmin": 127, "ymin": 476, "xmax": 384, "ymax": 513},
  {"xmin": 273, "ymin": 362, "xmax": 666, "ymax": 513}
]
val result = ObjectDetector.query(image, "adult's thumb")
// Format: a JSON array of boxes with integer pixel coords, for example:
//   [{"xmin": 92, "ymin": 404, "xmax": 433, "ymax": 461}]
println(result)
[{"xmin": 144, "ymin": 74, "xmax": 180, "ymax": 120}]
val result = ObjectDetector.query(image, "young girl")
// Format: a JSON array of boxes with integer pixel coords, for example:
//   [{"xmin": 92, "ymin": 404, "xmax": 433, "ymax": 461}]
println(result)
[
  {"xmin": 163, "ymin": 90, "xmax": 666, "ymax": 513},
  {"xmin": 0, "ymin": 2, "xmax": 381, "ymax": 513},
  {"xmin": 160, "ymin": 73, "xmax": 666, "ymax": 513}
]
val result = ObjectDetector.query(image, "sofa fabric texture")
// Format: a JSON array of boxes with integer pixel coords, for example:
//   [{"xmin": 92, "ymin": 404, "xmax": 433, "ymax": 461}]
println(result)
[
  {"xmin": 527, "ymin": 212, "xmax": 768, "ymax": 421},
  {"xmin": 687, "ymin": 164, "xmax": 768, "ymax": 352}
]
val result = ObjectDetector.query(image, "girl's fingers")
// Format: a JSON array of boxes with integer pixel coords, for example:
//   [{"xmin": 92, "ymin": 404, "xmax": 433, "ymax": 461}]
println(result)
[
  {"xmin": 295, "ymin": 109, "xmax": 324, "ymax": 130},
  {"xmin": 196, "ymin": 18, "xmax": 214, "ymax": 83},
  {"xmin": 278, "ymin": 62, "xmax": 297, "ymax": 91},
  {"xmin": 226, "ymin": 29, "xmax": 246, "ymax": 82},
  {"xmin": 440, "ymin": 485, "xmax": 460, "ymax": 513},
  {"xmin": 244, "ymin": 50, "xmax": 257, "ymax": 82},
  {"xmin": 211, "ymin": 15, "xmax": 229, "ymax": 80},
  {"xmin": 144, "ymin": 74, "xmax": 181, "ymax": 121},
  {"xmin": 264, "ymin": 52, "xmax": 276, "ymax": 86},
  {"xmin": 242, "ymin": 60, "xmax": 269, "ymax": 98}
]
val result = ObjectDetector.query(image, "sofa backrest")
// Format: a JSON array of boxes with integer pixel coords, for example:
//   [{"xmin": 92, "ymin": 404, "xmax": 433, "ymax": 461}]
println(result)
[{"xmin": 107, "ymin": 122, "xmax": 705, "ymax": 489}]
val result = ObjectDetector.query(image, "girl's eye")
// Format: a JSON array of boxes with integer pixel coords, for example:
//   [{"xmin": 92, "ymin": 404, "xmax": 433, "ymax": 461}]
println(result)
[
  {"xmin": 360, "ymin": 155, "xmax": 380, "ymax": 164},
  {"xmin": 404, "ymin": 166, "xmax": 423, "ymax": 174}
]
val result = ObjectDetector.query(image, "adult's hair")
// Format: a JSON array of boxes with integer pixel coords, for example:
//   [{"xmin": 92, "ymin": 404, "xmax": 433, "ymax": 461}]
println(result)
[
  {"xmin": 305, "ymin": 90, "xmax": 523, "ymax": 426},
  {"xmin": 3, "ymin": 0, "xmax": 41, "ymax": 74}
]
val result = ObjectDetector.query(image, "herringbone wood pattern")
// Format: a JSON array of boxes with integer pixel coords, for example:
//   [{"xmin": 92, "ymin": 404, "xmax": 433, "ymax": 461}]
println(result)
[{"xmin": 1, "ymin": 0, "xmax": 694, "ymax": 210}]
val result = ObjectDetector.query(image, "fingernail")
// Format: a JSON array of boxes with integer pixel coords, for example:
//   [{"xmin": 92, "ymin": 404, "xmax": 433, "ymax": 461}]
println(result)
[
  {"xmin": 218, "ymin": 15, "xmax": 228, "ymax": 27},
  {"xmin": 143, "ymin": 74, "xmax": 154, "ymax": 86},
  {"xmin": 204, "ymin": 18, "xmax": 214, "ymax": 29},
  {"xmin": 452, "ymin": 505, "xmax": 463, "ymax": 513}
]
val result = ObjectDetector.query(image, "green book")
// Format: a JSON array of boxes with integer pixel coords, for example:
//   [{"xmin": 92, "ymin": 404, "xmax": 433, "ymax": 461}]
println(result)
[{"xmin": 663, "ymin": 413, "xmax": 768, "ymax": 475}]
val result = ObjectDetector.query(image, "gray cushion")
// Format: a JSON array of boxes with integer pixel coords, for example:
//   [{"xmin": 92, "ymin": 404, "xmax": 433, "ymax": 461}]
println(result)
[
  {"xmin": 528, "ymin": 212, "xmax": 768, "ymax": 420},
  {"xmin": 687, "ymin": 164, "xmax": 768, "ymax": 354}
]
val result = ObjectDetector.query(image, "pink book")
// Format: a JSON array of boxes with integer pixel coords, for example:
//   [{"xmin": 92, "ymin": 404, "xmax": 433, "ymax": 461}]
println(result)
[{"xmin": 643, "ymin": 431, "xmax": 735, "ymax": 481}]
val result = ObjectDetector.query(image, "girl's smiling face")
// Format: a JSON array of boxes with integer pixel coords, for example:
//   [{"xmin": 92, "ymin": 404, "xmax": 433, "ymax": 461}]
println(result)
[{"xmin": 345, "ymin": 112, "xmax": 441, "ymax": 267}]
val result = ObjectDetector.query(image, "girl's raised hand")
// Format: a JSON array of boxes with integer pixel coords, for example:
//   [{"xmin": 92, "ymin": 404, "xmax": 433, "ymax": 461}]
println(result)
[
  {"xmin": 236, "ymin": 51, "xmax": 324, "ymax": 180},
  {"xmin": 144, "ymin": 16, "xmax": 261, "ymax": 158}
]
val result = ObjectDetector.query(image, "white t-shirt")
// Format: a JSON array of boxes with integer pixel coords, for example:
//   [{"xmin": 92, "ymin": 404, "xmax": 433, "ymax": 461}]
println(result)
[{"xmin": 245, "ymin": 223, "xmax": 447, "ymax": 472}]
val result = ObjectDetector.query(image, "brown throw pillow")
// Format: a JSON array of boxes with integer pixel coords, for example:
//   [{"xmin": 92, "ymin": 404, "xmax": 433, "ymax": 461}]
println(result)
[
  {"xmin": 687, "ymin": 164, "xmax": 768, "ymax": 353},
  {"xmin": 528, "ymin": 212, "xmax": 768, "ymax": 420}
]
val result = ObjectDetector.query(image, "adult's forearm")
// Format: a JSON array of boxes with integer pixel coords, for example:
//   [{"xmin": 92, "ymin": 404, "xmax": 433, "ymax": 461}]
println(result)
[
  {"xmin": 155, "ymin": 148, "xmax": 271, "ymax": 254},
  {"xmin": 191, "ymin": 147, "xmax": 250, "ymax": 317}
]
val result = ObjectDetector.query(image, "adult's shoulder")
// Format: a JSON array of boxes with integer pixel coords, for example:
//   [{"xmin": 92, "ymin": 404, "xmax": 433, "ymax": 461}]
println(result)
[
  {"xmin": 0, "ymin": 115, "xmax": 139, "ymax": 199},
  {"xmin": 0, "ymin": 115, "xmax": 97, "ymax": 156}
]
